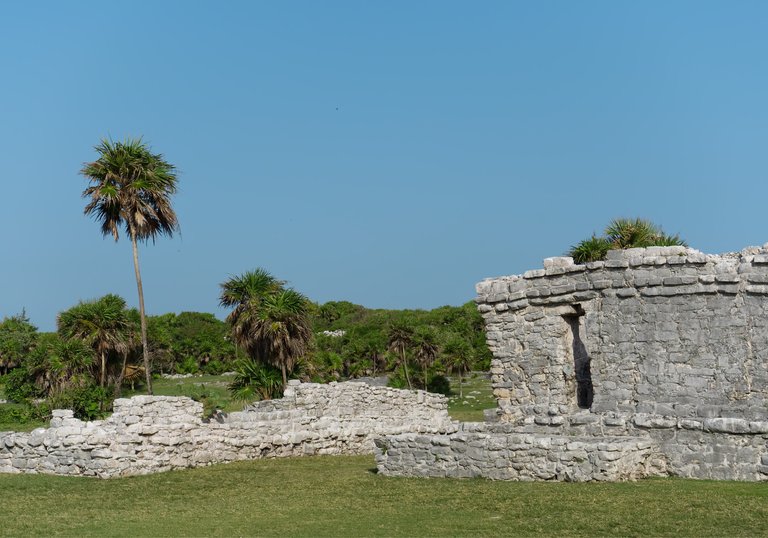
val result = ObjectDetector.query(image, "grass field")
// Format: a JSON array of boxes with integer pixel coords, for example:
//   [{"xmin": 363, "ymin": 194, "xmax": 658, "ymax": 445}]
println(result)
[
  {"xmin": 445, "ymin": 373, "xmax": 496, "ymax": 422},
  {"xmin": 2, "ymin": 376, "xmax": 767, "ymax": 536},
  {"xmin": 1, "ymin": 454, "xmax": 767, "ymax": 537}
]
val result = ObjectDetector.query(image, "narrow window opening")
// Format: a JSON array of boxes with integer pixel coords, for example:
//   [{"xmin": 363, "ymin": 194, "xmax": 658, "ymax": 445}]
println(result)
[{"xmin": 564, "ymin": 306, "xmax": 593, "ymax": 409}]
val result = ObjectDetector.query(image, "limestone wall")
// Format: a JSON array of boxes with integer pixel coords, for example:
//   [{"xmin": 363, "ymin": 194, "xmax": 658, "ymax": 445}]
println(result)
[
  {"xmin": 0, "ymin": 381, "xmax": 456, "ymax": 478},
  {"xmin": 466, "ymin": 244, "xmax": 768, "ymax": 480},
  {"xmin": 375, "ymin": 426, "xmax": 663, "ymax": 482},
  {"xmin": 475, "ymin": 245, "xmax": 768, "ymax": 423}
]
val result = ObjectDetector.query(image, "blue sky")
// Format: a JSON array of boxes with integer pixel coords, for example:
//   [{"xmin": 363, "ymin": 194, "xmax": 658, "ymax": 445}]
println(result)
[{"xmin": 2, "ymin": 1, "xmax": 767, "ymax": 331}]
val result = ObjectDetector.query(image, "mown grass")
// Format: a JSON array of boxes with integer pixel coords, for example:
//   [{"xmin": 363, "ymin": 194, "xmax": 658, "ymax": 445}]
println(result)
[
  {"xmin": 446, "ymin": 373, "xmax": 496, "ymax": 422},
  {"xmin": 123, "ymin": 374, "xmax": 244, "ymax": 412},
  {"xmin": 1, "ymin": 455, "xmax": 766, "ymax": 537}
]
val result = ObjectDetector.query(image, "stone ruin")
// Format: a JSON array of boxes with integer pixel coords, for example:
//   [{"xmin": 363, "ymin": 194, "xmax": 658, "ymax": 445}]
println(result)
[
  {"xmin": 0, "ymin": 381, "xmax": 454, "ymax": 478},
  {"xmin": 4, "ymin": 244, "xmax": 768, "ymax": 481},
  {"xmin": 374, "ymin": 245, "xmax": 768, "ymax": 481}
]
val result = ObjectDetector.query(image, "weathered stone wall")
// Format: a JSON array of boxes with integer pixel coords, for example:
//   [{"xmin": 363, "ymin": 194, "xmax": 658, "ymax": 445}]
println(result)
[
  {"xmin": 475, "ymin": 245, "xmax": 768, "ymax": 422},
  {"xmin": 469, "ymin": 245, "xmax": 768, "ymax": 480},
  {"xmin": 375, "ymin": 424, "xmax": 664, "ymax": 482},
  {"xmin": 0, "ymin": 381, "xmax": 456, "ymax": 478}
]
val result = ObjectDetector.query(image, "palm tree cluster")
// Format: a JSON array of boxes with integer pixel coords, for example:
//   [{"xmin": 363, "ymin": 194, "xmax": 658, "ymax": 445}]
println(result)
[
  {"xmin": 2, "ymin": 295, "xmax": 140, "ymax": 416},
  {"xmin": 220, "ymin": 268, "xmax": 313, "ymax": 395},
  {"xmin": 57, "ymin": 294, "xmax": 137, "ymax": 396},
  {"xmin": 569, "ymin": 218, "xmax": 687, "ymax": 263},
  {"xmin": 386, "ymin": 324, "xmax": 458, "ymax": 392}
]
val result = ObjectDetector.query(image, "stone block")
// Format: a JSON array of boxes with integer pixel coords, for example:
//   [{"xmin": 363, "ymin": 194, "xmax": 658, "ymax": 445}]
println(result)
[{"xmin": 703, "ymin": 418, "xmax": 751, "ymax": 434}]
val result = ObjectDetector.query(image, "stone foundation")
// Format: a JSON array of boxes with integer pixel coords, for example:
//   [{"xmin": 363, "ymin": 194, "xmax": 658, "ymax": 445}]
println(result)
[{"xmin": 375, "ymin": 425, "xmax": 664, "ymax": 482}]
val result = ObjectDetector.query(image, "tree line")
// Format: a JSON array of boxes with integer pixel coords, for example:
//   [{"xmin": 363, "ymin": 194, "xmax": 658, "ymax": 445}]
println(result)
[{"xmin": 0, "ymin": 289, "xmax": 491, "ymax": 419}]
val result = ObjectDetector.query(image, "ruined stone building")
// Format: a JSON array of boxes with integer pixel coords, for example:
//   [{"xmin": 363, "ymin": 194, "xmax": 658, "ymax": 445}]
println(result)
[
  {"xmin": 4, "ymin": 245, "xmax": 768, "ymax": 481},
  {"xmin": 376, "ymin": 245, "xmax": 768, "ymax": 481}
]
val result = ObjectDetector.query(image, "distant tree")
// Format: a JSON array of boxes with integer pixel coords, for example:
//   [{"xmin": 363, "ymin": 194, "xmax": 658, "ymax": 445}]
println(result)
[
  {"xmin": 25, "ymin": 334, "xmax": 94, "ymax": 398},
  {"xmin": 387, "ymin": 323, "xmax": 414, "ymax": 390},
  {"xmin": 0, "ymin": 313, "xmax": 38, "ymax": 375},
  {"xmin": 220, "ymin": 269, "xmax": 312, "ymax": 387},
  {"xmin": 569, "ymin": 218, "xmax": 686, "ymax": 263},
  {"xmin": 444, "ymin": 338, "xmax": 473, "ymax": 398},
  {"xmin": 414, "ymin": 328, "xmax": 439, "ymax": 390},
  {"xmin": 57, "ymin": 294, "xmax": 135, "ymax": 393},
  {"xmin": 146, "ymin": 312, "xmax": 235, "ymax": 373},
  {"xmin": 81, "ymin": 138, "xmax": 180, "ymax": 394},
  {"xmin": 253, "ymin": 289, "xmax": 313, "ymax": 385},
  {"xmin": 220, "ymin": 268, "xmax": 283, "ymax": 352}
]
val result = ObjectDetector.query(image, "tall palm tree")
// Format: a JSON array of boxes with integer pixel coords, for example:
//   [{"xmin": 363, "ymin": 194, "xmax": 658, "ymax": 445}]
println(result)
[
  {"xmin": 220, "ymin": 269, "xmax": 311, "ymax": 387},
  {"xmin": 57, "ymin": 294, "xmax": 134, "ymax": 398},
  {"xmin": 387, "ymin": 323, "xmax": 414, "ymax": 390},
  {"xmin": 81, "ymin": 138, "xmax": 180, "ymax": 394}
]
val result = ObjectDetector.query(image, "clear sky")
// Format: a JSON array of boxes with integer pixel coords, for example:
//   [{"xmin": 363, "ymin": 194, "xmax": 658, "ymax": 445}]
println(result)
[{"xmin": 2, "ymin": 1, "xmax": 767, "ymax": 331}]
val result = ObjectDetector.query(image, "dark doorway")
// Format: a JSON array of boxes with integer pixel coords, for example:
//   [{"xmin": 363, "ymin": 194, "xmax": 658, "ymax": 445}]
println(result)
[{"xmin": 564, "ymin": 308, "xmax": 593, "ymax": 409}]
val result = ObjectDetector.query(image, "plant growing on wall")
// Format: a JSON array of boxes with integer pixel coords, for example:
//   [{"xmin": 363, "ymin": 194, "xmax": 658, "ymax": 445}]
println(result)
[{"xmin": 569, "ymin": 218, "xmax": 686, "ymax": 263}]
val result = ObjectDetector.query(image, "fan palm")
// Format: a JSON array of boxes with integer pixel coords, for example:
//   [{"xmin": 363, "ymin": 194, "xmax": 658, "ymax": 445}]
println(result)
[
  {"xmin": 387, "ymin": 323, "xmax": 414, "ymax": 390},
  {"xmin": 57, "ymin": 294, "xmax": 134, "ymax": 391},
  {"xmin": 220, "ymin": 270, "xmax": 311, "ymax": 387},
  {"xmin": 81, "ymin": 138, "xmax": 179, "ymax": 394},
  {"xmin": 414, "ymin": 329, "xmax": 439, "ymax": 390},
  {"xmin": 219, "ymin": 268, "xmax": 283, "ymax": 352},
  {"xmin": 569, "ymin": 218, "xmax": 687, "ymax": 263},
  {"xmin": 444, "ymin": 338, "xmax": 473, "ymax": 398},
  {"xmin": 251, "ymin": 289, "xmax": 313, "ymax": 385}
]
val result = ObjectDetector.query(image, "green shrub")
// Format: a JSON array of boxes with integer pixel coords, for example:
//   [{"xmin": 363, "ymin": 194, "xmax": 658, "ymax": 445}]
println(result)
[
  {"xmin": 427, "ymin": 374, "xmax": 451, "ymax": 396},
  {"xmin": 386, "ymin": 370, "xmax": 408, "ymax": 390},
  {"xmin": 0, "ymin": 401, "xmax": 51, "ymax": 425},
  {"xmin": 202, "ymin": 359, "xmax": 226, "ymax": 376},
  {"xmin": 186, "ymin": 385, "xmax": 226, "ymax": 418},
  {"xmin": 175, "ymin": 356, "xmax": 199, "ymax": 375},
  {"xmin": 569, "ymin": 218, "xmax": 686, "ymax": 263},
  {"xmin": 569, "ymin": 235, "xmax": 612, "ymax": 264},
  {"xmin": 228, "ymin": 360, "xmax": 284, "ymax": 401},
  {"xmin": 48, "ymin": 384, "xmax": 110, "ymax": 421},
  {"xmin": 3, "ymin": 368, "xmax": 42, "ymax": 403}
]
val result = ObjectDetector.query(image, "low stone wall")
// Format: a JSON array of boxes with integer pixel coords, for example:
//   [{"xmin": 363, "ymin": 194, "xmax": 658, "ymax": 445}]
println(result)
[
  {"xmin": 0, "ymin": 381, "xmax": 456, "ymax": 478},
  {"xmin": 375, "ymin": 425, "xmax": 664, "ymax": 482},
  {"xmin": 500, "ymin": 411, "xmax": 768, "ymax": 480},
  {"xmin": 374, "ymin": 416, "xmax": 768, "ymax": 481}
]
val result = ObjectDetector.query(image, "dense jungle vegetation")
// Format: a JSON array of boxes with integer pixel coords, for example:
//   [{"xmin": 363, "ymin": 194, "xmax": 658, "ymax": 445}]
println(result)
[{"xmin": 0, "ymin": 297, "xmax": 490, "ymax": 425}]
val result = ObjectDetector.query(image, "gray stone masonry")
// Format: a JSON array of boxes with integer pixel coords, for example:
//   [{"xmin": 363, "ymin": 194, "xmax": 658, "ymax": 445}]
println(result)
[
  {"xmin": 374, "ymin": 245, "xmax": 768, "ymax": 482},
  {"xmin": 0, "ymin": 381, "xmax": 456, "ymax": 478},
  {"xmin": 375, "ymin": 424, "xmax": 664, "ymax": 482}
]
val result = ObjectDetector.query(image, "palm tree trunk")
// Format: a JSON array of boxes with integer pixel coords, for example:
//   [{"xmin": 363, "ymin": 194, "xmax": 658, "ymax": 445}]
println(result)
[
  {"xmin": 423, "ymin": 364, "xmax": 428, "ymax": 391},
  {"xmin": 114, "ymin": 352, "xmax": 129, "ymax": 397},
  {"xmin": 401, "ymin": 350, "xmax": 412, "ymax": 389},
  {"xmin": 280, "ymin": 363, "xmax": 287, "ymax": 386},
  {"xmin": 100, "ymin": 351, "xmax": 106, "ymax": 388},
  {"xmin": 131, "ymin": 233, "xmax": 153, "ymax": 395}
]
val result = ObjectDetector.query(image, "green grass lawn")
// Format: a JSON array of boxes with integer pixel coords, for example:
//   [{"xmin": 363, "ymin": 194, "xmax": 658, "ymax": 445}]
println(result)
[
  {"xmin": 123, "ymin": 373, "xmax": 245, "ymax": 413},
  {"xmin": 446, "ymin": 373, "xmax": 496, "ymax": 422},
  {"xmin": 1, "ymin": 454, "xmax": 766, "ymax": 537}
]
